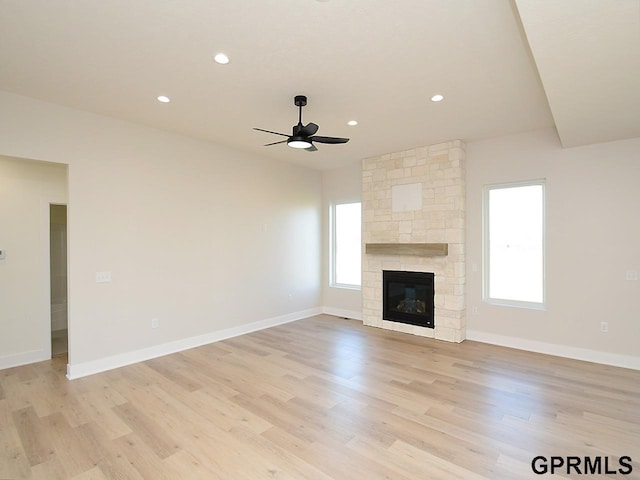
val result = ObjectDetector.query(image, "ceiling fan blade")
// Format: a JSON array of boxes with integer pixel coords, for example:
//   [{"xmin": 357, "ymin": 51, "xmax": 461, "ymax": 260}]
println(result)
[
  {"xmin": 309, "ymin": 136, "xmax": 349, "ymax": 144},
  {"xmin": 298, "ymin": 122, "xmax": 319, "ymax": 137},
  {"xmin": 264, "ymin": 139, "xmax": 288, "ymax": 146},
  {"xmin": 305, "ymin": 144, "xmax": 318, "ymax": 152},
  {"xmin": 254, "ymin": 128, "xmax": 289, "ymax": 137}
]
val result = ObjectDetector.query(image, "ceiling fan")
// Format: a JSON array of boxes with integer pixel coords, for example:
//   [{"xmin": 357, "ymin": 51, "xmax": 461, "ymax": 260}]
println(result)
[{"xmin": 254, "ymin": 95, "xmax": 349, "ymax": 152}]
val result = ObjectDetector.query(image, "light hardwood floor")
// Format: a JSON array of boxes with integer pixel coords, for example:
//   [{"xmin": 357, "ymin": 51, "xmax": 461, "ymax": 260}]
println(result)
[{"xmin": 1, "ymin": 315, "xmax": 639, "ymax": 479}]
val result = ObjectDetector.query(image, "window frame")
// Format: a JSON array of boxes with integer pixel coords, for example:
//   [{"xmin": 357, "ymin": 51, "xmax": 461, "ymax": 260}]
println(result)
[
  {"xmin": 329, "ymin": 201, "xmax": 362, "ymax": 290},
  {"xmin": 482, "ymin": 179, "xmax": 546, "ymax": 310}
]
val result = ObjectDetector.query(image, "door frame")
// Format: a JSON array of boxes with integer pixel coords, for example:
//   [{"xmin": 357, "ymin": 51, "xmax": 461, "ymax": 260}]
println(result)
[{"xmin": 44, "ymin": 200, "xmax": 68, "ymax": 361}]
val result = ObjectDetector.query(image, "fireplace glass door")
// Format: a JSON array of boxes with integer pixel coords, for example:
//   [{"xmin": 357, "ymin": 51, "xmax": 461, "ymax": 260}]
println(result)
[{"xmin": 383, "ymin": 270, "xmax": 434, "ymax": 328}]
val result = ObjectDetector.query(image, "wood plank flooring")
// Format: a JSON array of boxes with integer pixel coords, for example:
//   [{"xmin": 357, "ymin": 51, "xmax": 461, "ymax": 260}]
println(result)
[{"xmin": 1, "ymin": 315, "xmax": 639, "ymax": 479}]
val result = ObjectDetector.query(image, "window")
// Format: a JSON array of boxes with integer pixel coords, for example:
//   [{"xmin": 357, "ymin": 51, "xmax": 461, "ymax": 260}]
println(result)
[
  {"xmin": 483, "ymin": 180, "xmax": 545, "ymax": 308},
  {"xmin": 331, "ymin": 202, "xmax": 361, "ymax": 288}
]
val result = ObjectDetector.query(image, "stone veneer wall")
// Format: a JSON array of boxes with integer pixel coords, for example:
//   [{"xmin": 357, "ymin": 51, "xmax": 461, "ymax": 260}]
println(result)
[{"xmin": 362, "ymin": 140, "xmax": 466, "ymax": 342}]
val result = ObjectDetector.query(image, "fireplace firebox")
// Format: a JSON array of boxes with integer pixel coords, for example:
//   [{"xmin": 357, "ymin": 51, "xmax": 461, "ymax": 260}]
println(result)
[{"xmin": 382, "ymin": 270, "xmax": 434, "ymax": 328}]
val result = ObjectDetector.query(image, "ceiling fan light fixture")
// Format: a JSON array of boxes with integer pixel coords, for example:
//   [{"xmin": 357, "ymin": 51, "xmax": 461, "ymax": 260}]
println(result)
[
  {"xmin": 255, "ymin": 95, "xmax": 349, "ymax": 152},
  {"xmin": 288, "ymin": 137, "xmax": 313, "ymax": 149}
]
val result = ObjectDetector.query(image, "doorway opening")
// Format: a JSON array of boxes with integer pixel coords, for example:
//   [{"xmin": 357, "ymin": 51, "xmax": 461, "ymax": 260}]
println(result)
[{"xmin": 50, "ymin": 204, "xmax": 68, "ymax": 356}]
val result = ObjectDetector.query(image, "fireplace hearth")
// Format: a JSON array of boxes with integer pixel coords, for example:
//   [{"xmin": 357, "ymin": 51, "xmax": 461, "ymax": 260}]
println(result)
[{"xmin": 383, "ymin": 270, "xmax": 434, "ymax": 328}]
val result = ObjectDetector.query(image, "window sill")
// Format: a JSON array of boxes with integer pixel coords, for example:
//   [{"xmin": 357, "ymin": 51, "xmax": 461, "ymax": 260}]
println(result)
[
  {"xmin": 484, "ymin": 298, "xmax": 546, "ymax": 311},
  {"xmin": 330, "ymin": 283, "xmax": 361, "ymax": 291}
]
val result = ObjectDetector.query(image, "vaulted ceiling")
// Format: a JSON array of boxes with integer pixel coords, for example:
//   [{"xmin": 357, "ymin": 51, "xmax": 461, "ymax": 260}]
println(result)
[{"xmin": 1, "ymin": 0, "xmax": 637, "ymax": 169}]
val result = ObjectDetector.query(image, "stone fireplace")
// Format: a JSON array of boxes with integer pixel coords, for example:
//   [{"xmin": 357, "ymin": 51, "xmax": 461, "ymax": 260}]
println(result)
[{"xmin": 362, "ymin": 140, "xmax": 466, "ymax": 342}]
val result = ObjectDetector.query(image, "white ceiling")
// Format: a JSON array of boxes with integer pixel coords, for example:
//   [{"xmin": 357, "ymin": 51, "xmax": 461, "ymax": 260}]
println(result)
[
  {"xmin": 515, "ymin": 0, "xmax": 640, "ymax": 148},
  {"xmin": 0, "ymin": 0, "xmax": 637, "ymax": 170}
]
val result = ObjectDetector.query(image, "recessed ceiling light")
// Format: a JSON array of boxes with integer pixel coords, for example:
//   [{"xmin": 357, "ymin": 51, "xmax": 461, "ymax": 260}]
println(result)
[
  {"xmin": 431, "ymin": 94, "xmax": 444, "ymax": 102},
  {"xmin": 157, "ymin": 95, "xmax": 171, "ymax": 103},
  {"xmin": 214, "ymin": 53, "xmax": 230, "ymax": 65},
  {"xmin": 347, "ymin": 120, "xmax": 358, "ymax": 126}
]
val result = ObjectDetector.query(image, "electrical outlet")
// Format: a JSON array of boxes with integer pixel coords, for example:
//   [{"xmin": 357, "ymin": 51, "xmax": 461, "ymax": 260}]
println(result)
[
  {"xmin": 151, "ymin": 318, "xmax": 159, "ymax": 329},
  {"xmin": 472, "ymin": 306, "xmax": 479, "ymax": 316},
  {"xmin": 625, "ymin": 270, "xmax": 638, "ymax": 281},
  {"xmin": 95, "ymin": 271, "xmax": 112, "ymax": 283},
  {"xmin": 600, "ymin": 321, "xmax": 608, "ymax": 333}
]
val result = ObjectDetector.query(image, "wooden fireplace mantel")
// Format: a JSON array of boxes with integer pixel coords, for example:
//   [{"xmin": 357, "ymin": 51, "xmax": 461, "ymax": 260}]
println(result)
[{"xmin": 365, "ymin": 243, "xmax": 448, "ymax": 257}]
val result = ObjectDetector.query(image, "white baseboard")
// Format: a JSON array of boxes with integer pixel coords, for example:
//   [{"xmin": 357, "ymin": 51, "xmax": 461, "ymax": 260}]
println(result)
[
  {"xmin": 0, "ymin": 349, "xmax": 49, "ymax": 370},
  {"xmin": 67, "ymin": 307, "xmax": 322, "ymax": 380},
  {"xmin": 466, "ymin": 329, "xmax": 640, "ymax": 371},
  {"xmin": 321, "ymin": 307, "xmax": 363, "ymax": 321}
]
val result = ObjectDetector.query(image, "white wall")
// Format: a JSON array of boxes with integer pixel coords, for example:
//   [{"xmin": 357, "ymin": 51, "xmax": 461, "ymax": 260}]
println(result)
[
  {"xmin": 0, "ymin": 91, "xmax": 322, "ymax": 375},
  {"xmin": 466, "ymin": 128, "xmax": 640, "ymax": 366},
  {"xmin": 0, "ymin": 156, "xmax": 67, "ymax": 368},
  {"xmin": 321, "ymin": 161, "xmax": 362, "ymax": 319}
]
